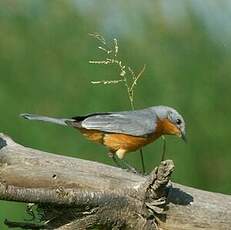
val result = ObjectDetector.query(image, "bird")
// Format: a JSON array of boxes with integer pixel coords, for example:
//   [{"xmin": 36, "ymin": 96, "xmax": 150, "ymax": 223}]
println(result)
[{"xmin": 20, "ymin": 105, "xmax": 186, "ymax": 170}]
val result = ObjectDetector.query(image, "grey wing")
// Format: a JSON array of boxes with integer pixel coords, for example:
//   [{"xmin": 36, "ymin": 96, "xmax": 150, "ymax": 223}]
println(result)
[{"xmin": 80, "ymin": 109, "xmax": 158, "ymax": 136}]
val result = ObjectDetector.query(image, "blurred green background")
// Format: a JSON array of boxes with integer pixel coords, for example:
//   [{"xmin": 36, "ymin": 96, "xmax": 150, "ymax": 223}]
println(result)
[{"xmin": 0, "ymin": 0, "xmax": 231, "ymax": 228}]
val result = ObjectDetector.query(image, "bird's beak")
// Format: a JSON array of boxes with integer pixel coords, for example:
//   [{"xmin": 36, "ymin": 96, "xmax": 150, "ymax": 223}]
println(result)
[
  {"xmin": 176, "ymin": 129, "xmax": 187, "ymax": 142},
  {"xmin": 180, "ymin": 130, "xmax": 187, "ymax": 143}
]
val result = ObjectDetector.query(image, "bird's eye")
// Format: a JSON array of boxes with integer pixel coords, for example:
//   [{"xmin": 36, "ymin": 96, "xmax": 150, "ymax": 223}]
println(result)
[{"xmin": 176, "ymin": 119, "xmax": 182, "ymax": 125}]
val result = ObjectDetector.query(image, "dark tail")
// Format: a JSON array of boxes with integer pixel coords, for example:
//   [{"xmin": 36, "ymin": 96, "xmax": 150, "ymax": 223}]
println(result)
[{"xmin": 20, "ymin": 113, "xmax": 75, "ymax": 126}]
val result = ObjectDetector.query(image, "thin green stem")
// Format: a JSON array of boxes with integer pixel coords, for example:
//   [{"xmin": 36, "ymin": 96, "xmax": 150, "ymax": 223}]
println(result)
[
  {"xmin": 139, "ymin": 148, "xmax": 145, "ymax": 174},
  {"xmin": 161, "ymin": 136, "xmax": 167, "ymax": 162},
  {"xmin": 90, "ymin": 34, "xmax": 146, "ymax": 174}
]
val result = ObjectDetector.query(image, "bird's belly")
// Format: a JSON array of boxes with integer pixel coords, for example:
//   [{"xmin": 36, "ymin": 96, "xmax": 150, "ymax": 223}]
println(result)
[
  {"xmin": 103, "ymin": 133, "xmax": 160, "ymax": 153},
  {"xmin": 78, "ymin": 128, "xmax": 161, "ymax": 159}
]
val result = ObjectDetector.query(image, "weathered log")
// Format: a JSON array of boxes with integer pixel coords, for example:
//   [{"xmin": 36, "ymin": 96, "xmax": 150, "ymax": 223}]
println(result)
[{"xmin": 0, "ymin": 133, "xmax": 230, "ymax": 229}]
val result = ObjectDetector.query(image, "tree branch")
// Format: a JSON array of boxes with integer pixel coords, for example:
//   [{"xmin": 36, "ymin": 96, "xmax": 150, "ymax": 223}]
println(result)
[{"xmin": 0, "ymin": 133, "xmax": 230, "ymax": 229}]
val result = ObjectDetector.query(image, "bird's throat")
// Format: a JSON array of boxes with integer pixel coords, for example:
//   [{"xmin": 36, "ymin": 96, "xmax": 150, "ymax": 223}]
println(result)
[{"xmin": 156, "ymin": 118, "xmax": 180, "ymax": 136}]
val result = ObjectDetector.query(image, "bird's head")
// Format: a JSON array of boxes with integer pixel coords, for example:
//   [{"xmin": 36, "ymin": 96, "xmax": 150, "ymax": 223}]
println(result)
[
  {"xmin": 167, "ymin": 108, "xmax": 186, "ymax": 142},
  {"xmin": 153, "ymin": 106, "xmax": 186, "ymax": 142}
]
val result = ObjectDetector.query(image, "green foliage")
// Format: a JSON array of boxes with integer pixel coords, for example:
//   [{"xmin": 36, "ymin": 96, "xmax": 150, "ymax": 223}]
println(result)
[{"xmin": 0, "ymin": 0, "xmax": 230, "ymax": 228}]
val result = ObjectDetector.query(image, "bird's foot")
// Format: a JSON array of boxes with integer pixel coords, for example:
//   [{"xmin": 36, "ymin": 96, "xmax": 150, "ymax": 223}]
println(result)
[{"xmin": 121, "ymin": 159, "xmax": 141, "ymax": 174}]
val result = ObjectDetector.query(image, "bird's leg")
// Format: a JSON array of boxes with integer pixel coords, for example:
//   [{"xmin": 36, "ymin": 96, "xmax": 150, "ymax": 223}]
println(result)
[
  {"xmin": 112, "ymin": 155, "xmax": 123, "ymax": 168},
  {"xmin": 161, "ymin": 135, "xmax": 167, "ymax": 162},
  {"xmin": 107, "ymin": 152, "xmax": 140, "ymax": 174},
  {"xmin": 107, "ymin": 152, "xmax": 123, "ymax": 168}
]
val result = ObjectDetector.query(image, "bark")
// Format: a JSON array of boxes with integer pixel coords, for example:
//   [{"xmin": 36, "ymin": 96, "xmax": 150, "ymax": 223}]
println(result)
[{"xmin": 0, "ymin": 133, "xmax": 230, "ymax": 229}]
